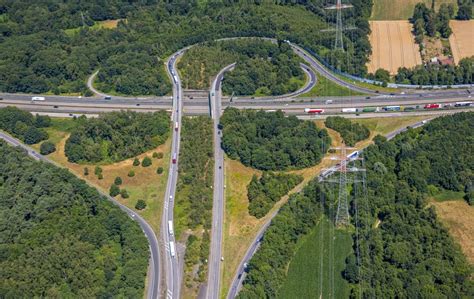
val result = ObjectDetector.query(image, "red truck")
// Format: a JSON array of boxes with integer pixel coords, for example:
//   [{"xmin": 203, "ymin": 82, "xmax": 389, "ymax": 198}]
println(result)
[
  {"xmin": 424, "ymin": 103, "xmax": 441, "ymax": 109},
  {"xmin": 304, "ymin": 108, "xmax": 325, "ymax": 114}
]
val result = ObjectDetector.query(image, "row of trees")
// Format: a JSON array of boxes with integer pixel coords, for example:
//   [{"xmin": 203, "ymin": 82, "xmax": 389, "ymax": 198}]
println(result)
[
  {"xmin": 0, "ymin": 141, "xmax": 148, "ymax": 297},
  {"xmin": 247, "ymin": 172, "xmax": 303, "ymax": 218},
  {"xmin": 325, "ymin": 116, "xmax": 370, "ymax": 146},
  {"xmin": 220, "ymin": 108, "xmax": 331, "ymax": 171},
  {"xmin": 175, "ymin": 116, "xmax": 214, "ymax": 292},
  {"xmin": 412, "ymin": 2, "xmax": 456, "ymax": 39},
  {"xmin": 0, "ymin": 107, "xmax": 50, "ymax": 144},
  {"xmin": 342, "ymin": 112, "xmax": 474, "ymax": 297},
  {"xmin": 395, "ymin": 56, "xmax": 474, "ymax": 85},
  {"xmin": 0, "ymin": 1, "xmax": 375, "ymax": 95},
  {"xmin": 64, "ymin": 111, "xmax": 169, "ymax": 163}
]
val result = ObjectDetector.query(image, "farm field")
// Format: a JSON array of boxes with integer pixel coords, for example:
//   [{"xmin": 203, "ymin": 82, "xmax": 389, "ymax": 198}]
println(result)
[
  {"xmin": 432, "ymin": 199, "xmax": 474, "ymax": 264},
  {"xmin": 449, "ymin": 20, "xmax": 474, "ymax": 64},
  {"xmin": 277, "ymin": 216, "xmax": 352, "ymax": 299},
  {"xmin": 367, "ymin": 21, "xmax": 422, "ymax": 75},
  {"xmin": 371, "ymin": 0, "xmax": 457, "ymax": 20}
]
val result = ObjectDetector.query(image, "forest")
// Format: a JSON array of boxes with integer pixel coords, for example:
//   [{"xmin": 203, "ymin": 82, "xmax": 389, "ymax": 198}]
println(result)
[
  {"xmin": 0, "ymin": 1, "xmax": 374, "ymax": 95},
  {"xmin": 0, "ymin": 106, "xmax": 50, "ymax": 144},
  {"xmin": 325, "ymin": 116, "xmax": 370, "ymax": 146},
  {"xmin": 0, "ymin": 141, "xmax": 148, "ymax": 297},
  {"xmin": 238, "ymin": 112, "xmax": 473, "ymax": 298},
  {"xmin": 220, "ymin": 108, "xmax": 331, "ymax": 171},
  {"xmin": 64, "ymin": 111, "xmax": 169, "ymax": 164},
  {"xmin": 178, "ymin": 39, "xmax": 304, "ymax": 96},
  {"xmin": 395, "ymin": 56, "xmax": 474, "ymax": 86},
  {"xmin": 174, "ymin": 116, "xmax": 213, "ymax": 293},
  {"xmin": 247, "ymin": 172, "xmax": 303, "ymax": 218}
]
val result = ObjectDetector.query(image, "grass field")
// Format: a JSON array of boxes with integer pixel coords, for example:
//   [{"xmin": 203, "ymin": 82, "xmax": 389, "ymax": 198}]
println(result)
[
  {"xmin": 299, "ymin": 74, "xmax": 365, "ymax": 97},
  {"xmin": 277, "ymin": 216, "xmax": 352, "ymax": 299},
  {"xmin": 33, "ymin": 118, "xmax": 171, "ymax": 235},
  {"xmin": 352, "ymin": 115, "xmax": 428, "ymax": 136},
  {"xmin": 432, "ymin": 200, "xmax": 474, "ymax": 264},
  {"xmin": 449, "ymin": 20, "xmax": 474, "ymax": 64},
  {"xmin": 371, "ymin": 0, "xmax": 457, "ymax": 20},
  {"xmin": 64, "ymin": 19, "xmax": 122, "ymax": 36},
  {"xmin": 432, "ymin": 190, "xmax": 466, "ymax": 202},
  {"xmin": 368, "ymin": 21, "xmax": 422, "ymax": 75}
]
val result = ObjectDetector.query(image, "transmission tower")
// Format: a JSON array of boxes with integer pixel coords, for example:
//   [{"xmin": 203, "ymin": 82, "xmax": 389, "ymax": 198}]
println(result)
[
  {"xmin": 324, "ymin": 0, "xmax": 354, "ymax": 51},
  {"xmin": 320, "ymin": 145, "xmax": 365, "ymax": 227}
]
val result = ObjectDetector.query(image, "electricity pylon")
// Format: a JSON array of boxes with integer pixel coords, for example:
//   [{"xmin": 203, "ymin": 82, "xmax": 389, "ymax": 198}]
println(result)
[{"xmin": 324, "ymin": 0, "xmax": 354, "ymax": 51}]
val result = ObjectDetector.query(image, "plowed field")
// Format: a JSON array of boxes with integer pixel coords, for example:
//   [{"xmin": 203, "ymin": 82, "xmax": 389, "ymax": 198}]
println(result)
[{"xmin": 449, "ymin": 20, "xmax": 474, "ymax": 64}]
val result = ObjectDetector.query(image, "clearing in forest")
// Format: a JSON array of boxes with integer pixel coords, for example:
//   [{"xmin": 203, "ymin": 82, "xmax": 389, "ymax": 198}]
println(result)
[
  {"xmin": 432, "ymin": 200, "xmax": 474, "ymax": 264},
  {"xmin": 368, "ymin": 21, "xmax": 422, "ymax": 75},
  {"xmin": 449, "ymin": 20, "xmax": 474, "ymax": 64},
  {"xmin": 371, "ymin": 0, "xmax": 457, "ymax": 20}
]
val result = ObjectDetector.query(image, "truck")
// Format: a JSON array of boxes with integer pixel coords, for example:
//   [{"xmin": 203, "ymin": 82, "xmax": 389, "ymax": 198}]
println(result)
[
  {"xmin": 173, "ymin": 75, "xmax": 178, "ymax": 83},
  {"xmin": 172, "ymin": 152, "xmax": 177, "ymax": 164},
  {"xmin": 424, "ymin": 103, "xmax": 441, "ymax": 109},
  {"xmin": 174, "ymin": 122, "xmax": 179, "ymax": 131},
  {"xmin": 169, "ymin": 241, "xmax": 176, "ymax": 257},
  {"xmin": 455, "ymin": 101, "xmax": 472, "ymax": 107},
  {"xmin": 362, "ymin": 107, "xmax": 378, "ymax": 113},
  {"xmin": 31, "ymin": 96, "xmax": 45, "ymax": 101},
  {"xmin": 382, "ymin": 106, "xmax": 401, "ymax": 111},
  {"xmin": 342, "ymin": 108, "xmax": 357, "ymax": 113},
  {"xmin": 304, "ymin": 108, "xmax": 324, "ymax": 114},
  {"xmin": 168, "ymin": 220, "xmax": 174, "ymax": 236}
]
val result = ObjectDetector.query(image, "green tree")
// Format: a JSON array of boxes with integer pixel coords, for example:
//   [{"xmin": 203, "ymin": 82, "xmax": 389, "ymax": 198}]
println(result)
[
  {"xmin": 157, "ymin": 167, "xmax": 164, "ymax": 174},
  {"xmin": 84, "ymin": 167, "xmax": 89, "ymax": 176},
  {"xmin": 94, "ymin": 166, "xmax": 102, "ymax": 176},
  {"xmin": 141, "ymin": 156, "xmax": 152, "ymax": 167},
  {"xmin": 114, "ymin": 177, "xmax": 122, "ymax": 185},
  {"xmin": 457, "ymin": 0, "xmax": 472, "ymax": 20},
  {"xmin": 128, "ymin": 170, "xmax": 135, "ymax": 177},
  {"xmin": 109, "ymin": 184, "xmax": 120, "ymax": 197},
  {"xmin": 120, "ymin": 189, "xmax": 129, "ymax": 199},
  {"xmin": 135, "ymin": 200, "xmax": 147, "ymax": 210},
  {"xmin": 39, "ymin": 141, "xmax": 56, "ymax": 155},
  {"xmin": 133, "ymin": 158, "xmax": 140, "ymax": 166}
]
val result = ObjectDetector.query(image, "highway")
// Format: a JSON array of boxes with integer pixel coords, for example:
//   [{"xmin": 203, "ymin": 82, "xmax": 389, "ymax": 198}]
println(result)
[
  {"xmin": 226, "ymin": 118, "xmax": 434, "ymax": 298},
  {"xmin": 0, "ymin": 131, "xmax": 162, "ymax": 299},
  {"xmin": 207, "ymin": 63, "xmax": 236, "ymax": 299},
  {"xmin": 162, "ymin": 49, "xmax": 185, "ymax": 299}
]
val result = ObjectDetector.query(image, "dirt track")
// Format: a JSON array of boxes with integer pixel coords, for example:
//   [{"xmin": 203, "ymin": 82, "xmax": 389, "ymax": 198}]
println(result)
[
  {"xmin": 449, "ymin": 20, "xmax": 474, "ymax": 65},
  {"xmin": 368, "ymin": 21, "xmax": 422, "ymax": 75}
]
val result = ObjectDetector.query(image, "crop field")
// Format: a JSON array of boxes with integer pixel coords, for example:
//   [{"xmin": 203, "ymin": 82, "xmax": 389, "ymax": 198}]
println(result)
[
  {"xmin": 367, "ymin": 21, "xmax": 422, "ymax": 75},
  {"xmin": 449, "ymin": 20, "xmax": 474, "ymax": 64},
  {"xmin": 432, "ymin": 200, "xmax": 474, "ymax": 264},
  {"xmin": 277, "ymin": 217, "xmax": 352, "ymax": 299},
  {"xmin": 371, "ymin": 0, "xmax": 457, "ymax": 20}
]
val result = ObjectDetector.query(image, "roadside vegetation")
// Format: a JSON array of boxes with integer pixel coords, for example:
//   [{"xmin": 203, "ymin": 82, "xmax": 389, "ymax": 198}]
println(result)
[
  {"xmin": 0, "ymin": 141, "xmax": 148, "ymax": 297},
  {"xmin": 298, "ymin": 74, "xmax": 363, "ymax": 97},
  {"xmin": 0, "ymin": 1, "xmax": 373, "ymax": 96},
  {"xmin": 65, "ymin": 111, "xmax": 169, "ymax": 163},
  {"xmin": 0, "ymin": 107, "xmax": 50, "ymax": 144},
  {"xmin": 174, "ymin": 116, "xmax": 214, "ymax": 297},
  {"xmin": 220, "ymin": 108, "xmax": 331, "ymax": 171},
  {"xmin": 325, "ymin": 116, "xmax": 370, "ymax": 146}
]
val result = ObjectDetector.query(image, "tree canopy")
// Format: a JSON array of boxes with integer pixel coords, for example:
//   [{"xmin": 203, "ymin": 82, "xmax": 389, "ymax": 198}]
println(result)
[
  {"xmin": 0, "ymin": 107, "xmax": 49, "ymax": 144},
  {"xmin": 0, "ymin": 140, "xmax": 148, "ymax": 297},
  {"xmin": 220, "ymin": 108, "xmax": 331, "ymax": 171},
  {"xmin": 325, "ymin": 116, "xmax": 370, "ymax": 146},
  {"xmin": 64, "ymin": 111, "xmax": 169, "ymax": 164}
]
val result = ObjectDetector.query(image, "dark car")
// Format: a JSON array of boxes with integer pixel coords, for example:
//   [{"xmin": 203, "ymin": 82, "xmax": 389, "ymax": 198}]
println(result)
[{"xmin": 104, "ymin": 96, "xmax": 112, "ymax": 100}]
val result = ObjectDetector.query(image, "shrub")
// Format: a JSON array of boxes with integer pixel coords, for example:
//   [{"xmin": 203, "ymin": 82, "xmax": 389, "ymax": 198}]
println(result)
[
  {"xmin": 94, "ymin": 166, "xmax": 102, "ymax": 176},
  {"xmin": 157, "ymin": 167, "xmax": 164, "ymax": 174},
  {"xmin": 114, "ymin": 177, "xmax": 122, "ymax": 185},
  {"xmin": 84, "ymin": 167, "xmax": 89, "ymax": 176},
  {"xmin": 141, "ymin": 156, "xmax": 152, "ymax": 167},
  {"xmin": 98, "ymin": 173, "xmax": 103, "ymax": 180},
  {"xmin": 109, "ymin": 184, "xmax": 120, "ymax": 197},
  {"xmin": 39, "ymin": 141, "xmax": 56, "ymax": 155},
  {"xmin": 135, "ymin": 199, "xmax": 147, "ymax": 210},
  {"xmin": 128, "ymin": 170, "xmax": 135, "ymax": 177},
  {"xmin": 120, "ymin": 189, "xmax": 129, "ymax": 199},
  {"xmin": 156, "ymin": 152, "xmax": 164, "ymax": 159},
  {"xmin": 152, "ymin": 152, "xmax": 158, "ymax": 158},
  {"xmin": 133, "ymin": 158, "xmax": 140, "ymax": 166}
]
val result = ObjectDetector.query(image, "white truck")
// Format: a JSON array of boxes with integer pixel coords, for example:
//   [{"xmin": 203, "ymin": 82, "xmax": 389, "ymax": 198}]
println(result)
[
  {"xmin": 169, "ymin": 241, "xmax": 176, "ymax": 257},
  {"xmin": 31, "ymin": 96, "xmax": 45, "ymax": 101},
  {"xmin": 168, "ymin": 220, "xmax": 174, "ymax": 236},
  {"xmin": 342, "ymin": 108, "xmax": 357, "ymax": 113}
]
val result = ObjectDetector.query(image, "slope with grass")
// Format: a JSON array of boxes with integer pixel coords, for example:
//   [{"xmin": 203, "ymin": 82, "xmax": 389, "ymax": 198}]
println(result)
[{"xmin": 371, "ymin": 0, "xmax": 457, "ymax": 20}]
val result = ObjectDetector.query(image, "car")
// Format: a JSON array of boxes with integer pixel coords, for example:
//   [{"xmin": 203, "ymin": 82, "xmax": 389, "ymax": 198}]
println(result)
[
  {"xmin": 221, "ymin": 257, "xmax": 224, "ymax": 261},
  {"xmin": 365, "ymin": 96, "xmax": 371, "ymax": 99},
  {"xmin": 0, "ymin": 97, "xmax": 3, "ymax": 100},
  {"xmin": 219, "ymin": 166, "xmax": 222, "ymax": 169},
  {"xmin": 104, "ymin": 96, "xmax": 112, "ymax": 100},
  {"xmin": 169, "ymin": 195, "xmax": 173, "ymax": 200},
  {"xmin": 53, "ymin": 105, "xmax": 58, "ymax": 108},
  {"xmin": 136, "ymin": 103, "xmax": 140, "ymax": 106}
]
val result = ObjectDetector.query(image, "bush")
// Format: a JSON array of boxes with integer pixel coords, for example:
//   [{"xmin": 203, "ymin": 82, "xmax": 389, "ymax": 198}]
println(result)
[
  {"xmin": 154, "ymin": 152, "xmax": 164, "ymax": 159},
  {"xmin": 120, "ymin": 189, "xmax": 129, "ymax": 199},
  {"xmin": 133, "ymin": 158, "xmax": 140, "ymax": 166},
  {"xmin": 109, "ymin": 184, "xmax": 120, "ymax": 197},
  {"xmin": 135, "ymin": 200, "xmax": 147, "ymax": 210},
  {"xmin": 157, "ymin": 167, "xmax": 164, "ymax": 174},
  {"xmin": 39, "ymin": 141, "xmax": 56, "ymax": 155},
  {"xmin": 84, "ymin": 167, "xmax": 89, "ymax": 176},
  {"xmin": 114, "ymin": 177, "xmax": 122, "ymax": 185},
  {"xmin": 94, "ymin": 166, "xmax": 102, "ymax": 176},
  {"xmin": 141, "ymin": 156, "xmax": 152, "ymax": 167},
  {"xmin": 128, "ymin": 170, "xmax": 135, "ymax": 177},
  {"xmin": 98, "ymin": 173, "xmax": 103, "ymax": 180}
]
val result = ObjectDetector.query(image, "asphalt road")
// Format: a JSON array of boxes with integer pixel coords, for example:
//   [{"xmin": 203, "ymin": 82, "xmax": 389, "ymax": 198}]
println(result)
[
  {"xmin": 0, "ymin": 131, "xmax": 161, "ymax": 299},
  {"xmin": 226, "ymin": 118, "xmax": 433, "ymax": 298},
  {"xmin": 162, "ymin": 49, "xmax": 185, "ymax": 299},
  {"xmin": 86, "ymin": 70, "xmax": 111, "ymax": 98},
  {"xmin": 206, "ymin": 63, "xmax": 235, "ymax": 299}
]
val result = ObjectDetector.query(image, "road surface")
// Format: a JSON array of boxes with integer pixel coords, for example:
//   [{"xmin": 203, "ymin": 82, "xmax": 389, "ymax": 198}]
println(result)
[
  {"xmin": 0, "ymin": 131, "xmax": 161, "ymax": 299},
  {"xmin": 207, "ymin": 63, "xmax": 235, "ymax": 299},
  {"xmin": 86, "ymin": 70, "xmax": 112, "ymax": 98},
  {"xmin": 162, "ymin": 49, "xmax": 185, "ymax": 299},
  {"xmin": 226, "ymin": 117, "xmax": 435, "ymax": 298}
]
